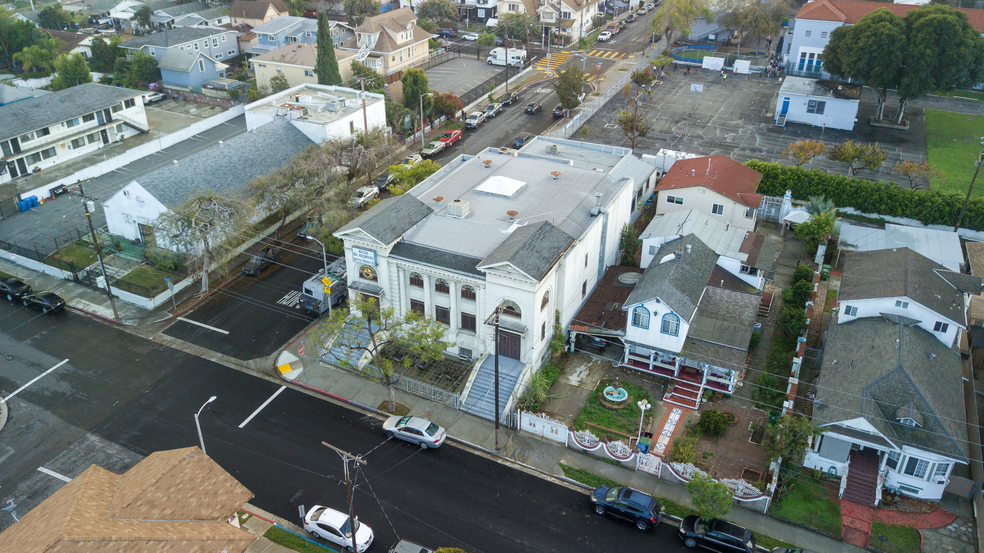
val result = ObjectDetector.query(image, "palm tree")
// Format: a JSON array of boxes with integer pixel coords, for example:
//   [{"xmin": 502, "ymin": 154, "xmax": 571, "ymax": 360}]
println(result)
[
  {"xmin": 805, "ymin": 195, "xmax": 836, "ymax": 217},
  {"xmin": 13, "ymin": 44, "xmax": 56, "ymax": 73}
]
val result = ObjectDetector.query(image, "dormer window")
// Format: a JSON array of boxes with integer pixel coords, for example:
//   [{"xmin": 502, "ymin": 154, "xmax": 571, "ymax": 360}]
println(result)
[
  {"xmin": 895, "ymin": 401, "xmax": 923, "ymax": 428},
  {"xmin": 898, "ymin": 417, "xmax": 921, "ymax": 428}
]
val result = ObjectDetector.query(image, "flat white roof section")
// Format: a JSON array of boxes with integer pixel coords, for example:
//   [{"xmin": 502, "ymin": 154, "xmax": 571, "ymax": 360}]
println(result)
[{"xmin": 476, "ymin": 175, "xmax": 526, "ymax": 198}]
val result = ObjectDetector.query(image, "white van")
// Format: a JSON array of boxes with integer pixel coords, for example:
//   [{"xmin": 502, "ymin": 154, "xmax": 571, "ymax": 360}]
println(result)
[{"xmin": 487, "ymin": 47, "xmax": 527, "ymax": 67}]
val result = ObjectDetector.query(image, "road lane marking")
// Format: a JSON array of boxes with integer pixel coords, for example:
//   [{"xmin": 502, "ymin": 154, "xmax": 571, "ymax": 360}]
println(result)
[
  {"xmin": 239, "ymin": 386, "xmax": 287, "ymax": 428},
  {"xmin": 4, "ymin": 359, "xmax": 69, "ymax": 401},
  {"xmin": 277, "ymin": 290, "xmax": 302, "ymax": 307},
  {"xmin": 37, "ymin": 467, "xmax": 72, "ymax": 482},
  {"xmin": 176, "ymin": 317, "xmax": 229, "ymax": 334}
]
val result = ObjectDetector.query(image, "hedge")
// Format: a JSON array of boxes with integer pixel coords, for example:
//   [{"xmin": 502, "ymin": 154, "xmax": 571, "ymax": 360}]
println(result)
[{"xmin": 745, "ymin": 161, "xmax": 984, "ymax": 231}]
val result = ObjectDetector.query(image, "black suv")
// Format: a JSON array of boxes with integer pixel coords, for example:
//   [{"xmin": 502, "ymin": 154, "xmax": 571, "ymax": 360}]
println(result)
[
  {"xmin": 679, "ymin": 516, "xmax": 756, "ymax": 552},
  {"xmin": 552, "ymin": 104, "xmax": 569, "ymax": 117},
  {"xmin": 590, "ymin": 486, "xmax": 662, "ymax": 531},
  {"xmin": 500, "ymin": 91, "xmax": 518, "ymax": 105},
  {"xmin": 22, "ymin": 291, "xmax": 65, "ymax": 314},
  {"xmin": 512, "ymin": 133, "xmax": 535, "ymax": 149},
  {"xmin": 0, "ymin": 277, "xmax": 33, "ymax": 301},
  {"xmin": 436, "ymin": 28, "xmax": 456, "ymax": 38}
]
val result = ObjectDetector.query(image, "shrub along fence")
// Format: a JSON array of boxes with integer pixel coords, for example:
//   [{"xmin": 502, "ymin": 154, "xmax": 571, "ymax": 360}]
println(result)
[{"xmin": 746, "ymin": 161, "xmax": 984, "ymax": 231}]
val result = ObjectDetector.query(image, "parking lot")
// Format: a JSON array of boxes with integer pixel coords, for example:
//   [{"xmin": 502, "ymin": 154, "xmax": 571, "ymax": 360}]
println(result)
[
  {"xmin": 425, "ymin": 56, "xmax": 507, "ymax": 97},
  {"xmin": 580, "ymin": 68, "xmax": 931, "ymax": 183}
]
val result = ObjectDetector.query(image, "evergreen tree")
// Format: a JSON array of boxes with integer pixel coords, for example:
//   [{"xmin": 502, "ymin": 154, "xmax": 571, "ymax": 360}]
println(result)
[{"xmin": 315, "ymin": 11, "xmax": 342, "ymax": 85}]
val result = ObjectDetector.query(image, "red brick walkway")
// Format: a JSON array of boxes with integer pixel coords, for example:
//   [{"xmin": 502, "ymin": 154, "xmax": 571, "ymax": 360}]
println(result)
[
  {"xmin": 874, "ymin": 507, "xmax": 958, "ymax": 529},
  {"xmin": 841, "ymin": 500, "xmax": 874, "ymax": 548}
]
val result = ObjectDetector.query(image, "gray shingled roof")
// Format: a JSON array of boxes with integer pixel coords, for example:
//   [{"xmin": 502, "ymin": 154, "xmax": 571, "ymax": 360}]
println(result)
[
  {"xmin": 624, "ymin": 234, "xmax": 719, "ymax": 320},
  {"xmin": 814, "ymin": 317, "xmax": 968, "ymax": 462},
  {"xmin": 129, "ymin": 119, "xmax": 312, "ymax": 207},
  {"xmin": 336, "ymin": 194, "xmax": 432, "ymax": 246},
  {"xmin": 839, "ymin": 248, "xmax": 975, "ymax": 326},
  {"xmin": 478, "ymin": 221, "xmax": 574, "ymax": 281},
  {"xmin": 158, "ymin": 49, "xmax": 212, "ymax": 71},
  {"xmin": 121, "ymin": 27, "xmax": 232, "ymax": 49},
  {"xmin": 687, "ymin": 286, "xmax": 760, "ymax": 350},
  {"xmin": 0, "ymin": 83, "xmax": 142, "ymax": 142},
  {"xmin": 390, "ymin": 242, "xmax": 485, "ymax": 278}
]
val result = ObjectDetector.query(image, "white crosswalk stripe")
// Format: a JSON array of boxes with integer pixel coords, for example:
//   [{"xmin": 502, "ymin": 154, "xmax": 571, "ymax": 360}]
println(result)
[{"xmin": 277, "ymin": 290, "xmax": 302, "ymax": 307}]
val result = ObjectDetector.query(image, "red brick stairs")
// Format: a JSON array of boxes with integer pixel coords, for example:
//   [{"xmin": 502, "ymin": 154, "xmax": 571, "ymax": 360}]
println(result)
[
  {"xmin": 664, "ymin": 373, "xmax": 702, "ymax": 410},
  {"xmin": 843, "ymin": 450, "xmax": 879, "ymax": 505}
]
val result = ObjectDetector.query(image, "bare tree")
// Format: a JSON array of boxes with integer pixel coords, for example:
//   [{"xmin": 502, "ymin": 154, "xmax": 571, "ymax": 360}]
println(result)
[
  {"xmin": 155, "ymin": 190, "xmax": 255, "ymax": 294},
  {"xmin": 317, "ymin": 127, "xmax": 397, "ymax": 185},
  {"xmin": 248, "ymin": 146, "xmax": 323, "ymax": 238}
]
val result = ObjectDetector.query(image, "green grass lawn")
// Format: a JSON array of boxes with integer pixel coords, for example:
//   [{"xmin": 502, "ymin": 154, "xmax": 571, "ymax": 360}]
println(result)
[
  {"xmin": 48, "ymin": 243, "xmax": 98, "ymax": 271},
  {"xmin": 263, "ymin": 526, "xmax": 334, "ymax": 552},
  {"xmin": 825, "ymin": 288, "xmax": 838, "ymax": 313},
  {"xmin": 559, "ymin": 463, "xmax": 624, "ymax": 488},
  {"xmin": 573, "ymin": 380, "xmax": 653, "ymax": 439},
  {"xmin": 769, "ymin": 471, "xmax": 842, "ymax": 536},
  {"xmin": 933, "ymin": 89, "xmax": 984, "ymax": 102},
  {"xmin": 869, "ymin": 523, "xmax": 921, "ymax": 553},
  {"xmin": 754, "ymin": 533, "xmax": 797, "ymax": 550},
  {"xmin": 677, "ymin": 49, "xmax": 715, "ymax": 61},
  {"xmin": 115, "ymin": 266, "xmax": 170, "ymax": 297},
  {"xmin": 925, "ymin": 109, "xmax": 984, "ymax": 197}
]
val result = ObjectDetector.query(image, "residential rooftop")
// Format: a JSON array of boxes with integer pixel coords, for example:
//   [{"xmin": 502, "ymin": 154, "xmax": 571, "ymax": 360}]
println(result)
[
  {"xmin": 253, "ymin": 43, "xmax": 356, "ymax": 68},
  {"xmin": 656, "ymin": 155, "xmax": 763, "ymax": 208},
  {"xmin": 641, "ymin": 209, "xmax": 779, "ymax": 270},
  {"xmin": 120, "ymin": 26, "xmax": 233, "ymax": 49},
  {"xmin": 837, "ymin": 222, "xmax": 964, "ymax": 272},
  {"xmin": 0, "ymin": 83, "xmax": 142, "ymax": 142},
  {"xmin": 778, "ymin": 76, "xmax": 862, "ymax": 100},
  {"xmin": 244, "ymin": 84, "xmax": 384, "ymax": 127}
]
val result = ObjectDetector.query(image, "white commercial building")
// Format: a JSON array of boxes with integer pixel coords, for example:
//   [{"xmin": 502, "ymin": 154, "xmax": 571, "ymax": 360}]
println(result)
[{"xmin": 244, "ymin": 84, "xmax": 387, "ymax": 142}]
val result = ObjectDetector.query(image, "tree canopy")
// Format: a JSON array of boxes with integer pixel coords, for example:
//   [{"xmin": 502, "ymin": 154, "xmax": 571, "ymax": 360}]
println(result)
[
  {"xmin": 135, "ymin": 5, "xmax": 154, "ymax": 28},
  {"xmin": 51, "ymin": 53, "xmax": 93, "ymax": 90},
  {"xmin": 686, "ymin": 474, "xmax": 734, "ymax": 520},
  {"xmin": 554, "ymin": 62, "xmax": 585, "ymax": 112},
  {"xmin": 88, "ymin": 35, "xmax": 125, "ymax": 73},
  {"xmin": 0, "ymin": 8, "xmax": 46, "ymax": 68},
  {"xmin": 345, "ymin": 0, "xmax": 380, "ymax": 25},
  {"xmin": 649, "ymin": 0, "xmax": 714, "ymax": 48},
  {"xmin": 316, "ymin": 11, "xmax": 343, "ymax": 85},
  {"xmin": 416, "ymin": 0, "xmax": 458, "ymax": 24},
  {"xmin": 401, "ymin": 68, "xmax": 432, "ymax": 113},
  {"xmin": 113, "ymin": 51, "xmax": 160, "ymax": 88},
  {"xmin": 350, "ymin": 60, "xmax": 384, "ymax": 92},
  {"xmin": 38, "ymin": 5, "xmax": 71, "ymax": 30}
]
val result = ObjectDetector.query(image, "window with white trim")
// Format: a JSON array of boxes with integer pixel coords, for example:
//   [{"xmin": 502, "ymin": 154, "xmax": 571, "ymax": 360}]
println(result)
[
  {"xmin": 198, "ymin": 59, "xmax": 205, "ymax": 72},
  {"xmin": 886, "ymin": 451, "xmax": 902, "ymax": 470},
  {"xmin": 804, "ymin": 30, "xmax": 811, "ymax": 37},
  {"xmin": 821, "ymin": 31, "xmax": 828, "ymax": 38},
  {"xmin": 661, "ymin": 313, "xmax": 680, "ymax": 336},
  {"xmin": 895, "ymin": 300, "xmax": 909, "ymax": 309},
  {"xmin": 806, "ymin": 100, "xmax": 826, "ymax": 114},
  {"xmin": 932, "ymin": 463, "xmax": 950, "ymax": 482},
  {"xmin": 711, "ymin": 203, "xmax": 724, "ymax": 215},
  {"xmin": 649, "ymin": 245, "xmax": 657, "ymax": 255},
  {"xmin": 844, "ymin": 305, "xmax": 857, "ymax": 316},
  {"xmin": 666, "ymin": 195, "xmax": 683, "ymax": 205},
  {"xmin": 212, "ymin": 38, "xmax": 218, "ymax": 47},
  {"xmin": 902, "ymin": 456, "xmax": 930, "ymax": 479},
  {"xmin": 632, "ymin": 307, "xmax": 649, "ymax": 329},
  {"xmin": 934, "ymin": 321, "xmax": 949, "ymax": 333}
]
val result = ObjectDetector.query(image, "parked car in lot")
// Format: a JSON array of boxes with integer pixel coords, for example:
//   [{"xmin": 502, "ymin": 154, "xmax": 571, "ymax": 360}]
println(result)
[
  {"xmin": 21, "ymin": 291, "xmax": 65, "ymax": 314},
  {"xmin": 348, "ymin": 186, "xmax": 379, "ymax": 208},
  {"xmin": 383, "ymin": 415, "xmax": 447, "ymax": 449},
  {"xmin": 0, "ymin": 277, "xmax": 33, "ymax": 301},
  {"xmin": 436, "ymin": 28, "xmax": 456, "ymax": 38},
  {"xmin": 512, "ymin": 132, "xmax": 535, "ymax": 149},
  {"xmin": 598, "ymin": 31, "xmax": 612, "ymax": 41},
  {"xmin": 402, "ymin": 153, "xmax": 422, "ymax": 166},
  {"xmin": 500, "ymin": 91, "xmax": 518, "ymax": 105},
  {"xmin": 679, "ymin": 516, "xmax": 756, "ymax": 552},
  {"xmin": 439, "ymin": 129, "xmax": 462, "ymax": 145},
  {"xmin": 390, "ymin": 540, "xmax": 434, "ymax": 553},
  {"xmin": 525, "ymin": 102, "xmax": 542, "ymax": 114},
  {"xmin": 374, "ymin": 171, "xmax": 395, "ymax": 191},
  {"xmin": 464, "ymin": 111, "xmax": 487, "ymax": 129},
  {"xmin": 552, "ymin": 104, "xmax": 569, "ymax": 117},
  {"xmin": 484, "ymin": 102, "xmax": 503, "ymax": 118},
  {"xmin": 142, "ymin": 92, "xmax": 165, "ymax": 104},
  {"xmin": 297, "ymin": 214, "xmax": 319, "ymax": 239},
  {"xmin": 462, "ymin": 32, "xmax": 479, "ymax": 41},
  {"xmin": 304, "ymin": 505, "xmax": 374, "ymax": 553},
  {"xmin": 590, "ymin": 486, "xmax": 662, "ymax": 531},
  {"xmin": 242, "ymin": 246, "xmax": 282, "ymax": 276},
  {"xmin": 421, "ymin": 140, "xmax": 446, "ymax": 159}
]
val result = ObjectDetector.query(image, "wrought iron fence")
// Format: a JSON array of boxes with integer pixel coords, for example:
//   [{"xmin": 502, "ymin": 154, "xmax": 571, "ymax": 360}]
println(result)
[{"xmin": 395, "ymin": 375, "xmax": 462, "ymax": 410}]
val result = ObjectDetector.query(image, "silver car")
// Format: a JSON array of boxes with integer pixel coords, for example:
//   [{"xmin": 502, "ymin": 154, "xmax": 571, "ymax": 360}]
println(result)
[{"xmin": 382, "ymin": 415, "xmax": 447, "ymax": 449}]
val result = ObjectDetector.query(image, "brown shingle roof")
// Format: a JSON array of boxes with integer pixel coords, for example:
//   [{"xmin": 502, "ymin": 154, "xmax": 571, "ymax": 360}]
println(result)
[
  {"xmin": 352, "ymin": 7, "xmax": 431, "ymax": 53},
  {"xmin": 230, "ymin": 0, "xmax": 285, "ymax": 21},
  {"xmin": 0, "ymin": 447, "xmax": 256, "ymax": 553},
  {"xmin": 570, "ymin": 265, "xmax": 642, "ymax": 334},
  {"xmin": 656, "ymin": 155, "xmax": 763, "ymax": 208},
  {"xmin": 795, "ymin": 0, "xmax": 984, "ymax": 33},
  {"xmin": 254, "ymin": 42, "xmax": 355, "ymax": 67},
  {"xmin": 966, "ymin": 241, "xmax": 984, "ymax": 278},
  {"xmin": 45, "ymin": 30, "xmax": 89, "ymax": 53}
]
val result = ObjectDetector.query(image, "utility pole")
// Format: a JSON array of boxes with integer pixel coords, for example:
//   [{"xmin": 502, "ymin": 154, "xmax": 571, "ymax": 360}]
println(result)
[
  {"xmin": 322, "ymin": 442, "xmax": 366, "ymax": 553},
  {"xmin": 485, "ymin": 305, "xmax": 503, "ymax": 451},
  {"xmin": 354, "ymin": 76, "xmax": 370, "ymax": 132},
  {"xmin": 954, "ymin": 140, "xmax": 984, "ymax": 231},
  {"xmin": 78, "ymin": 182, "xmax": 120, "ymax": 320}
]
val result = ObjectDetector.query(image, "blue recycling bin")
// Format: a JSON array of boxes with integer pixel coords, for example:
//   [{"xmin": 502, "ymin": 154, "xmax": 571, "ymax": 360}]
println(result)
[
  {"xmin": 27, "ymin": 196, "xmax": 38, "ymax": 207},
  {"xmin": 17, "ymin": 200, "xmax": 29, "ymax": 212}
]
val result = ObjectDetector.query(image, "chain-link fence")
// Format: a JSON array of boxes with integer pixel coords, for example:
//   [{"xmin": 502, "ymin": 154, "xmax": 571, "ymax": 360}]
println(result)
[{"xmin": 543, "ymin": 55, "xmax": 647, "ymax": 139}]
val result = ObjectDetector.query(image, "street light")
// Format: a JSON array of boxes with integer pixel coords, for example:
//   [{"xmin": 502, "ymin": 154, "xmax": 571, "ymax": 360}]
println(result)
[
  {"xmin": 418, "ymin": 92, "xmax": 433, "ymax": 147},
  {"xmin": 306, "ymin": 235, "xmax": 331, "ymax": 316},
  {"xmin": 636, "ymin": 399, "xmax": 652, "ymax": 444},
  {"xmin": 195, "ymin": 396, "xmax": 217, "ymax": 456}
]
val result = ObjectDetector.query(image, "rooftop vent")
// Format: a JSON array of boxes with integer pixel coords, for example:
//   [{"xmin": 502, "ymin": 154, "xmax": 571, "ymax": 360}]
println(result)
[
  {"xmin": 498, "ymin": 147, "xmax": 511, "ymax": 155},
  {"xmin": 617, "ymin": 272, "xmax": 642, "ymax": 285},
  {"xmin": 483, "ymin": 159, "xmax": 493, "ymax": 168},
  {"xmin": 546, "ymin": 144, "xmax": 559, "ymax": 155},
  {"xmin": 448, "ymin": 199, "xmax": 470, "ymax": 218},
  {"xmin": 551, "ymin": 171, "xmax": 561, "ymax": 180},
  {"xmin": 433, "ymin": 196, "xmax": 443, "ymax": 204},
  {"xmin": 685, "ymin": 244, "xmax": 692, "ymax": 253},
  {"xmin": 507, "ymin": 210, "xmax": 519, "ymax": 220}
]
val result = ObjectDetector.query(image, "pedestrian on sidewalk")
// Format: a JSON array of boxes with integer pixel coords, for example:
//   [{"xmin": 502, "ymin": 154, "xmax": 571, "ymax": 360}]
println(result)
[
  {"xmin": 685, "ymin": 66, "xmax": 690, "ymax": 76},
  {"xmin": 672, "ymin": 61, "xmax": 677, "ymax": 72}
]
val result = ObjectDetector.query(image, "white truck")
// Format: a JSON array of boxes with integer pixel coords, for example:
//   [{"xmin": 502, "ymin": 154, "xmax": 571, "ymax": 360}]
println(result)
[{"xmin": 487, "ymin": 47, "xmax": 527, "ymax": 68}]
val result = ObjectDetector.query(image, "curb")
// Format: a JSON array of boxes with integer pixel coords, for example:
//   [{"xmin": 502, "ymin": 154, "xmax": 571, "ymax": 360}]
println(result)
[
  {"xmin": 67, "ymin": 304, "xmax": 134, "ymax": 326},
  {"xmin": 0, "ymin": 397, "xmax": 7, "ymax": 434}
]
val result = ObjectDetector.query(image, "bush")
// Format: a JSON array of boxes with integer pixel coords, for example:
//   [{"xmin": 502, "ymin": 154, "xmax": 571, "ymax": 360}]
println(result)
[
  {"xmin": 517, "ymin": 364, "xmax": 562, "ymax": 411},
  {"xmin": 783, "ymin": 280, "xmax": 813, "ymax": 307},
  {"xmin": 746, "ymin": 160, "xmax": 984, "ymax": 231},
  {"xmin": 748, "ymin": 331, "xmax": 762, "ymax": 351},
  {"xmin": 668, "ymin": 431, "xmax": 700, "ymax": 463},
  {"xmin": 752, "ymin": 373, "xmax": 786, "ymax": 409},
  {"xmin": 326, "ymin": 236, "xmax": 344, "ymax": 256},
  {"xmin": 767, "ymin": 345, "xmax": 792, "ymax": 375},
  {"xmin": 777, "ymin": 307, "xmax": 807, "ymax": 336},
  {"xmin": 793, "ymin": 264, "xmax": 815, "ymax": 284},
  {"xmin": 145, "ymin": 246, "xmax": 183, "ymax": 272},
  {"xmin": 698, "ymin": 409, "xmax": 732, "ymax": 436}
]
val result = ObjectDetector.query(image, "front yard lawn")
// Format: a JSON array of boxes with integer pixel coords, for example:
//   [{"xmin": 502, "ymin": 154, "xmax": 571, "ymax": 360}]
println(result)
[
  {"xmin": 47, "ymin": 243, "xmax": 97, "ymax": 271},
  {"xmin": 115, "ymin": 266, "xmax": 170, "ymax": 297},
  {"xmin": 869, "ymin": 523, "xmax": 921, "ymax": 553},
  {"xmin": 926, "ymin": 109, "xmax": 984, "ymax": 197},
  {"xmin": 770, "ymin": 471, "xmax": 842, "ymax": 536},
  {"xmin": 559, "ymin": 463, "xmax": 623, "ymax": 488},
  {"xmin": 263, "ymin": 526, "xmax": 333, "ymax": 552},
  {"xmin": 573, "ymin": 379, "xmax": 653, "ymax": 440}
]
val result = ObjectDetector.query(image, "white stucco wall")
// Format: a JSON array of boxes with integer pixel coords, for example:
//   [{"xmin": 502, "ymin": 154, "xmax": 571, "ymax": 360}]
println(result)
[
  {"xmin": 623, "ymin": 295, "xmax": 692, "ymax": 354},
  {"xmin": 102, "ymin": 181, "xmax": 169, "ymax": 241},
  {"xmin": 656, "ymin": 187, "xmax": 757, "ymax": 231},
  {"xmin": 837, "ymin": 296, "xmax": 961, "ymax": 347},
  {"xmin": 776, "ymin": 93, "xmax": 858, "ymax": 131}
]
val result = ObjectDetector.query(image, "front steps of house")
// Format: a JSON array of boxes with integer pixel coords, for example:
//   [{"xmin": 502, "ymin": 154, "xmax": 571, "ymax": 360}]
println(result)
[
  {"xmin": 843, "ymin": 450, "xmax": 879, "ymax": 505},
  {"xmin": 664, "ymin": 378, "xmax": 702, "ymax": 410}
]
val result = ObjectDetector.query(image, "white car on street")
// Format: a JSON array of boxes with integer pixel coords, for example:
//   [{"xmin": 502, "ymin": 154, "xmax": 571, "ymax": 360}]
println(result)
[
  {"xmin": 462, "ymin": 33, "xmax": 480, "ymax": 41},
  {"xmin": 598, "ymin": 31, "xmax": 612, "ymax": 42},
  {"xmin": 142, "ymin": 92, "xmax": 165, "ymax": 103},
  {"xmin": 383, "ymin": 415, "xmax": 447, "ymax": 449},
  {"xmin": 304, "ymin": 505, "xmax": 374, "ymax": 552}
]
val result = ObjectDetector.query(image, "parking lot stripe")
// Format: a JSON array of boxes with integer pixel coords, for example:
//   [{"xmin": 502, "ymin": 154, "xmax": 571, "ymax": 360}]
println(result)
[
  {"xmin": 37, "ymin": 467, "xmax": 72, "ymax": 482},
  {"xmin": 4, "ymin": 359, "xmax": 69, "ymax": 401},
  {"xmin": 176, "ymin": 317, "xmax": 230, "ymax": 335},
  {"xmin": 239, "ymin": 386, "xmax": 287, "ymax": 428}
]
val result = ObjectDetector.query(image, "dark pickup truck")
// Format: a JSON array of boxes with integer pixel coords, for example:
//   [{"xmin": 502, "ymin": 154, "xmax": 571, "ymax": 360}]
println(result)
[{"xmin": 242, "ymin": 247, "xmax": 282, "ymax": 276}]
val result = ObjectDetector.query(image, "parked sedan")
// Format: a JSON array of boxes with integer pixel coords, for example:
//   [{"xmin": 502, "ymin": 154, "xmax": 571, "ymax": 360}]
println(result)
[
  {"xmin": 304, "ymin": 505, "xmax": 374, "ymax": 553},
  {"xmin": 512, "ymin": 132, "xmax": 535, "ymax": 149},
  {"xmin": 484, "ymin": 102, "xmax": 503, "ymax": 118},
  {"xmin": 402, "ymin": 153, "xmax": 423, "ymax": 166},
  {"xmin": 436, "ymin": 28, "xmax": 456, "ymax": 38},
  {"xmin": 348, "ymin": 186, "xmax": 379, "ymax": 208},
  {"xmin": 21, "ymin": 291, "xmax": 65, "ymax": 314},
  {"xmin": 382, "ymin": 415, "xmax": 447, "ymax": 449},
  {"xmin": 462, "ymin": 32, "xmax": 479, "ymax": 41},
  {"xmin": 0, "ymin": 277, "xmax": 33, "ymax": 301},
  {"xmin": 374, "ymin": 171, "xmax": 395, "ymax": 191},
  {"xmin": 525, "ymin": 102, "xmax": 542, "ymax": 114},
  {"xmin": 679, "ymin": 516, "xmax": 756, "ymax": 552},
  {"xmin": 421, "ymin": 140, "xmax": 446, "ymax": 159},
  {"xmin": 439, "ymin": 129, "xmax": 462, "ymax": 146},
  {"xmin": 552, "ymin": 104, "xmax": 569, "ymax": 117},
  {"xmin": 598, "ymin": 31, "xmax": 613, "ymax": 41},
  {"xmin": 500, "ymin": 91, "xmax": 518, "ymax": 105},
  {"xmin": 242, "ymin": 247, "xmax": 282, "ymax": 276},
  {"xmin": 590, "ymin": 486, "xmax": 662, "ymax": 531},
  {"xmin": 141, "ymin": 92, "xmax": 165, "ymax": 103}
]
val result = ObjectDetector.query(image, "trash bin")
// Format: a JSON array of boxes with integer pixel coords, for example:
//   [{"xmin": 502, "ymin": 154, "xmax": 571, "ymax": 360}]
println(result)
[{"xmin": 821, "ymin": 264, "xmax": 831, "ymax": 280}]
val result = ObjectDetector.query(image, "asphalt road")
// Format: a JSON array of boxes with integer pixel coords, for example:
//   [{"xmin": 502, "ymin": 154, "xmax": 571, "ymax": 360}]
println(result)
[
  {"xmin": 162, "ymin": 240, "xmax": 330, "ymax": 361},
  {"xmin": 0, "ymin": 301, "xmax": 690, "ymax": 552}
]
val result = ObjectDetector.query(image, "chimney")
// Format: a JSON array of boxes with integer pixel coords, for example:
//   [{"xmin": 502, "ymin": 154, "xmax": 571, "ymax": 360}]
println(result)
[{"xmin": 674, "ymin": 247, "xmax": 682, "ymax": 260}]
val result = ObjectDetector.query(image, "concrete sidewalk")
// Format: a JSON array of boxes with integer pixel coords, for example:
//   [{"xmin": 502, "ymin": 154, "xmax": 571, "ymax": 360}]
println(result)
[{"xmin": 275, "ymin": 329, "xmax": 864, "ymax": 553}]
